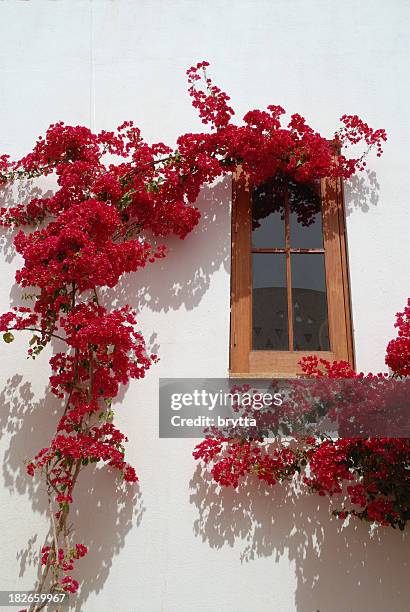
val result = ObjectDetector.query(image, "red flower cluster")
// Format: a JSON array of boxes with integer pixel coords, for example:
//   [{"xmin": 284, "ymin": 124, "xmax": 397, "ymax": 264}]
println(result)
[
  {"xmin": 40, "ymin": 542, "xmax": 88, "ymax": 593},
  {"xmin": 298, "ymin": 355, "xmax": 358, "ymax": 378},
  {"xmin": 194, "ymin": 300, "xmax": 410, "ymax": 530},
  {"xmin": 386, "ymin": 298, "xmax": 410, "ymax": 377},
  {"xmin": 194, "ymin": 438, "xmax": 299, "ymax": 488},
  {"xmin": 31, "ymin": 421, "xmax": 138, "ymax": 486},
  {"xmin": 303, "ymin": 437, "xmax": 409, "ymax": 528},
  {"xmin": 338, "ymin": 114, "xmax": 387, "ymax": 156},
  {"xmin": 13, "ymin": 199, "xmax": 162, "ymax": 295},
  {"xmin": 0, "ymin": 153, "xmax": 10, "ymax": 174},
  {"xmin": 0, "ymin": 306, "xmax": 38, "ymax": 332},
  {"xmin": 187, "ymin": 61, "xmax": 234, "ymax": 128},
  {"xmin": 0, "ymin": 62, "xmax": 390, "ymax": 599},
  {"xmin": 49, "ymin": 304, "xmax": 153, "ymax": 400}
]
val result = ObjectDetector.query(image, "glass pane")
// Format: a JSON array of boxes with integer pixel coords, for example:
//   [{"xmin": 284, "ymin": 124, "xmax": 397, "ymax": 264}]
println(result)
[
  {"xmin": 252, "ymin": 177, "xmax": 285, "ymax": 248},
  {"xmin": 289, "ymin": 180, "xmax": 323, "ymax": 248},
  {"xmin": 252, "ymin": 253, "xmax": 288, "ymax": 350},
  {"xmin": 291, "ymin": 254, "xmax": 330, "ymax": 351}
]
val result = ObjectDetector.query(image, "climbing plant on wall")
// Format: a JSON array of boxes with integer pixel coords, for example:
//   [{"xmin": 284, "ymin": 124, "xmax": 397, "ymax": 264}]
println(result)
[
  {"xmin": 0, "ymin": 62, "xmax": 397, "ymax": 607},
  {"xmin": 194, "ymin": 302, "xmax": 410, "ymax": 529}
]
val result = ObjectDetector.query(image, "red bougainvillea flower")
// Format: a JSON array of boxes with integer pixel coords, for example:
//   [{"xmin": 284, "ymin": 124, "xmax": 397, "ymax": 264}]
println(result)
[{"xmin": 386, "ymin": 299, "xmax": 410, "ymax": 377}]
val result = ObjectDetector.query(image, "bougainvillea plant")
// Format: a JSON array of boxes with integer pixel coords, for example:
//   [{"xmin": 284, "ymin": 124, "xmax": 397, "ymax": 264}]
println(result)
[
  {"xmin": 194, "ymin": 300, "xmax": 410, "ymax": 529},
  {"xmin": 0, "ymin": 61, "xmax": 390, "ymax": 607}
]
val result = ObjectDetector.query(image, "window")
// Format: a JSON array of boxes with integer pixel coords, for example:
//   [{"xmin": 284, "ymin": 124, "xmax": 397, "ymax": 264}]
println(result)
[{"xmin": 230, "ymin": 169, "xmax": 354, "ymax": 376}]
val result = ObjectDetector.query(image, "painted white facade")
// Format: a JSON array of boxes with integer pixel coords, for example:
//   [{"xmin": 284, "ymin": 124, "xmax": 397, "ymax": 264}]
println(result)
[{"xmin": 0, "ymin": 2, "xmax": 409, "ymax": 611}]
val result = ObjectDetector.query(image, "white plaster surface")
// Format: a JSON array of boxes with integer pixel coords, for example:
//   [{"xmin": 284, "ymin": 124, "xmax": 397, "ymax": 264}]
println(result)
[{"xmin": 0, "ymin": 2, "xmax": 409, "ymax": 611}]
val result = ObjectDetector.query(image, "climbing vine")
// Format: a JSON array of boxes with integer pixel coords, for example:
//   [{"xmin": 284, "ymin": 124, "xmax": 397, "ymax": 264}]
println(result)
[
  {"xmin": 194, "ymin": 301, "xmax": 410, "ymax": 530},
  {"xmin": 0, "ymin": 61, "xmax": 391, "ymax": 606}
]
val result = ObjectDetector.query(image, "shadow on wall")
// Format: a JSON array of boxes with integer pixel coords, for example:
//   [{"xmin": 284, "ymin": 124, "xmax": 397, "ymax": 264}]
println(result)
[
  {"xmin": 0, "ymin": 179, "xmax": 54, "ymax": 263},
  {"xmin": 0, "ymin": 176, "xmax": 231, "ymax": 609},
  {"xmin": 102, "ymin": 176, "xmax": 232, "ymax": 315},
  {"xmin": 0, "ymin": 374, "xmax": 144, "ymax": 611},
  {"xmin": 190, "ymin": 465, "xmax": 409, "ymax": 612},
  {"xmin": 344, "ymin": 169, "xmax": 380, "ymax": 217},
  {"xmin": 0, "ymin": 375, "xmax": 62, "ymax": 577},
  {"xmin": 0, "ymin": 169, "xmax": 392, "ymax": 610}
]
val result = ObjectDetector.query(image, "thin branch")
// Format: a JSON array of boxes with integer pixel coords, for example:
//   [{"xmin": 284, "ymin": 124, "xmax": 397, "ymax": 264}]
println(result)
[
  {"xmin": 6, "ymin": 327, "xmax": 67, "ymax": 342},
  {"xmin": 93, "ymin": 287, "xmax": 100, "ymax": 306},
  {"xmin": 49, "ymin": 496, "xmax": 60, "ymax": 566}
]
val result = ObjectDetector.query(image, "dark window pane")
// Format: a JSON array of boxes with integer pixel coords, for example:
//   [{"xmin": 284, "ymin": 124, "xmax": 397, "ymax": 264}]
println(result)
[
  {"xmin": 291, "ymin": 254, "xmax": 329, "ymax": 351},
  {"xmin": 289, "ymin": 180, "xmax": 323, "ymax": 248},
  {"xmin": 252, "ymin": 253, "xmax": 288, "ymax": 350},
  {"xmin": 252, "ymin": 177, "xmax": 285, "ymax": 248}
]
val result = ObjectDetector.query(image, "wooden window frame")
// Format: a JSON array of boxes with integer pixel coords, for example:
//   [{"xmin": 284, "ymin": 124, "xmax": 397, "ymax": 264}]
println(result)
[{"xmin": 229, "ymin": 168, "xmax": 355, "ymax": 377}]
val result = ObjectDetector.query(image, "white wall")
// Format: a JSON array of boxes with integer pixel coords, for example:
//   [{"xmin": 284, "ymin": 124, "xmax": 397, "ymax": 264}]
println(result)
[{"xmin": 0, "ymin": 2, "xmax": 409, "ymax": 611}]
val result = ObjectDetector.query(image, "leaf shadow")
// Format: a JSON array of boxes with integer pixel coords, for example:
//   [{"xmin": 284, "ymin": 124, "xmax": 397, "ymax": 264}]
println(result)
[
  {"xmin": 344, "ymin": 170, "xmax": 380, "ymax": 216},
  {"xmin": 190, "ymin": 464, "xmax": 410, "ymax": 612},
  {"xmin": 0, "ymin": 176, "xmax": 231, "ymax": 607}
]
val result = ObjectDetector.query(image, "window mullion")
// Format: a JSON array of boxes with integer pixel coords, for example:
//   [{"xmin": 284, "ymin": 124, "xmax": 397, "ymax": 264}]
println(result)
[{"xmin": 284, "ymin": 184, "xmax": 294, "ymax": 351}]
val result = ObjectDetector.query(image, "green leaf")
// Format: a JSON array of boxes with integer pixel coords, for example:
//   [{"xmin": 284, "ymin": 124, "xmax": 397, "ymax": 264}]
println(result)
[
  {"xmin": 146, "ymin": 181, "xmax": 160, "ymax": 194},
  {"xmin": 106, "ymin": 410, "xmax": 114, "ymax": 422},
  {"xmin": 3, "ymin": 332, "xmax": 14, "ymax": 343}
]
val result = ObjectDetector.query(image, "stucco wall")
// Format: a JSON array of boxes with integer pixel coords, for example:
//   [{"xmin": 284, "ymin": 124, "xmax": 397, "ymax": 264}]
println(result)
[{"xmin": 0, "ymin": 2, "xmax": 409, "ymax": 611}]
